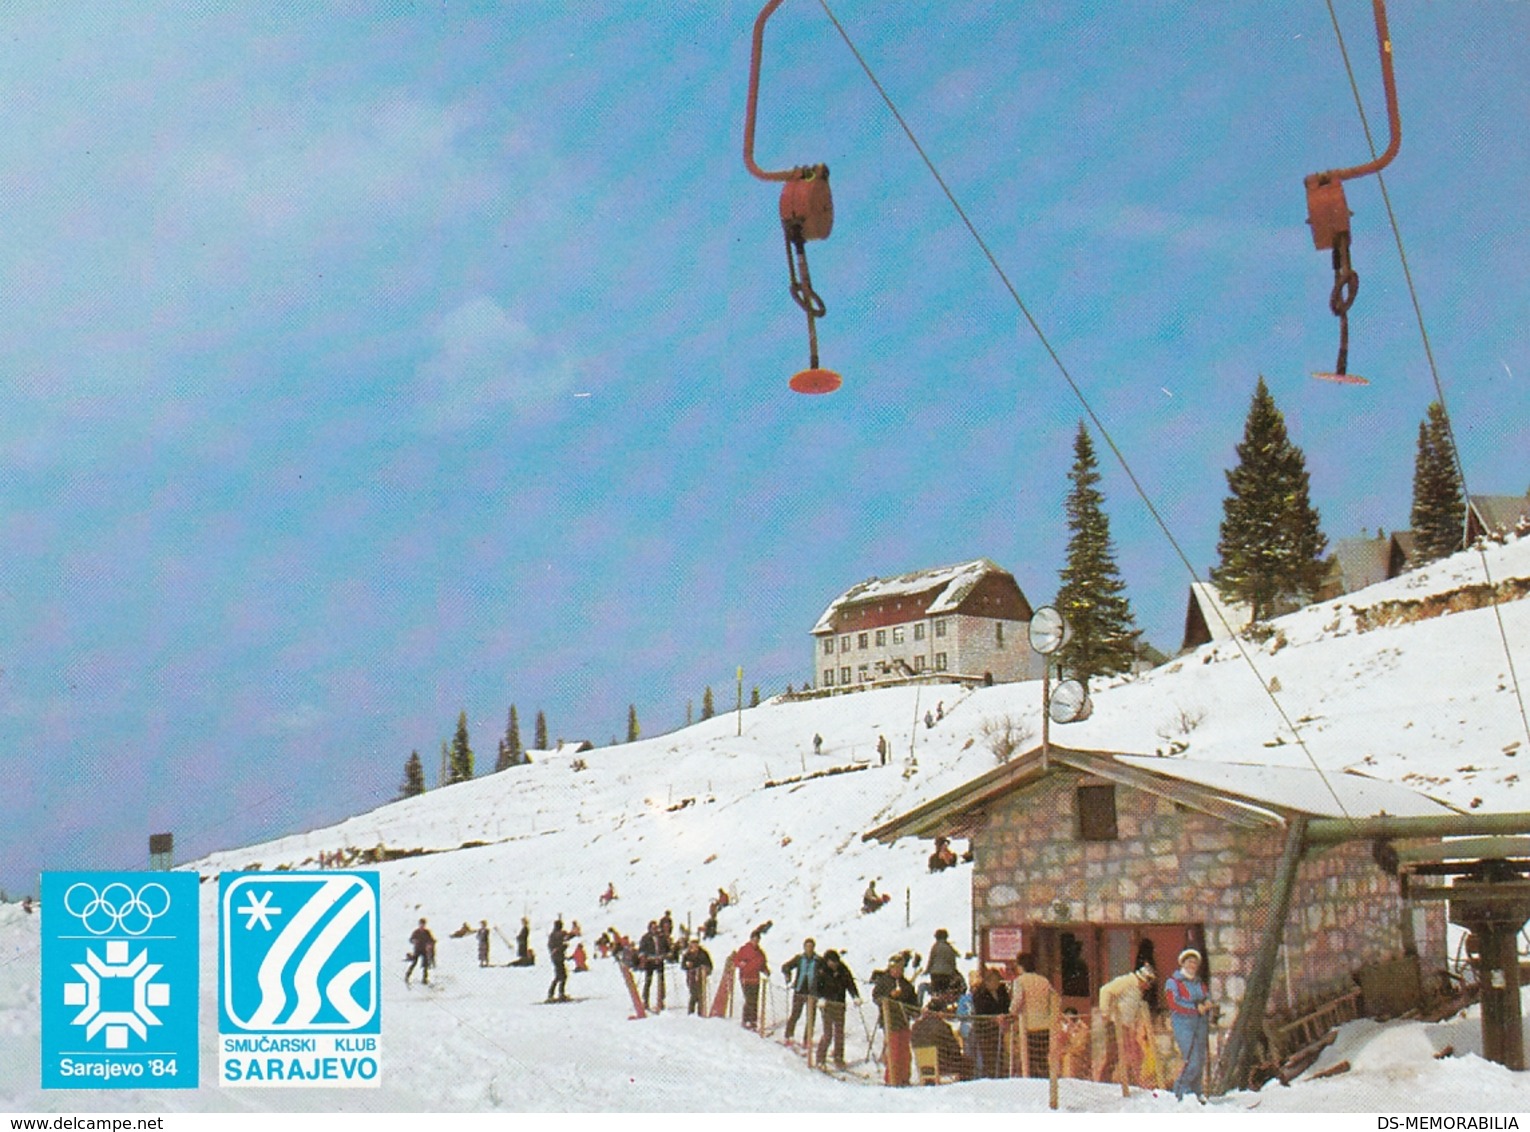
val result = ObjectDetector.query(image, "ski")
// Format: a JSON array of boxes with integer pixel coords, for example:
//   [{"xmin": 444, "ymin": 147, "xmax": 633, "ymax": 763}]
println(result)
[
  {"xmin": 618, "ymin": 960, "xmax": 648, "ymax": 1020},
  {"xmin": 709, "ymin": 953, "xmax": 737, "ymax": 1018}
]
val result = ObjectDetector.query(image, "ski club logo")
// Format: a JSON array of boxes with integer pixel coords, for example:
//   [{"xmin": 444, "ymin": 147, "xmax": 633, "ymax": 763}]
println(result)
[
  {"xmin": 218, "ymin": 871, "xmax": 382, "ymax": 1087},
  {"xmin": 40, "ymin": 872, "xmax": 199, "ymax": 1090}
]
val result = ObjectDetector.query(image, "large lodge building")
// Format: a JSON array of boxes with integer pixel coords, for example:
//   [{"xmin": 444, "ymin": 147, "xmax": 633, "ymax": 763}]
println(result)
[{"xmin": 811, "ymin": 559, "xmax": 1044, "ymax": 691}]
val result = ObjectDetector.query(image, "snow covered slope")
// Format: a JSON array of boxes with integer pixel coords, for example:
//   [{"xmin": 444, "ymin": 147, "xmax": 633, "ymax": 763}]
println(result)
[{"xmin": 2, "ymin": 537, "xmax": 1528, "ymax": 1112}]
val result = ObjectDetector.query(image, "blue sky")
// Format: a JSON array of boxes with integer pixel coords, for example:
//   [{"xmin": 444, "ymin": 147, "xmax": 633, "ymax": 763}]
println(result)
[{"xmin": 3, "ymin": 1, "xmax": 1526, "ymax": 894}]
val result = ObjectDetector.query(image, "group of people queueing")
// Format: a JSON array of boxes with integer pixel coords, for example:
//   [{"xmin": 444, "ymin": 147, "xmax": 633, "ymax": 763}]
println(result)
[
  {"xmin": 744, "ymin": 926, "xmax": 1218, "ymax": 1095},
  {"xmin": 734, "ymin": 931, "xmax": 863, "ymax": 1070}
]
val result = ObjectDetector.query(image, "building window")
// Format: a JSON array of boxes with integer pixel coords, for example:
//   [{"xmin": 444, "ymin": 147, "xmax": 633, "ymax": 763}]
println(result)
[
  {"xmin": 876, "ymin": 629, "xmax": 886, "ymax": 646},
  {"xmin": 823, "ymin": 669, "xmax": 834, "ymax": 686},
  {"xmin": 858, "ymin": 632, "xmax": 868, "ymax": 650},
  {"xmin": 913, "ymin": 655, "xmax": 925, "ymax": 672},
  {"xmin": 934, "ymin": 652, "xmax": 948, "ymax": 671},
  {"xmin": 914, "ymin": 623, "xmax": 926, "ymax": 641},
  {"xmin": 996, "ymin": 622, "xmax": 1005, "ymax": 648},
  {"xmin": 858, "ymin": 664, "xmax": 869, "ymax": 682},
  {"xmin": 841, "ymin": 635, "xmax": 851, "ymax": 653},
  {"xmin": 823, "ymin": 638, "xmax": 834, "ymax": 656},
  {"xmin": 892, "ymin": 627, "xmax": 905, "ymax": 644},
  {"xmin": 935, "ymin": 619, "xmax": 947, "ymax": 638},
  {"xmin": 840, "ymin": 667, "xmax": 852, "ymax": 684},
  {"xmin": 1077, "ymin": 785, "xmax": 1118, "ymax": 841}
]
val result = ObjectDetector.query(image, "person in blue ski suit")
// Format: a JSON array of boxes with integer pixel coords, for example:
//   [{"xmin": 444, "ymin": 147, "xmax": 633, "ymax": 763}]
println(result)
[
  {"xmin": 782, "ymin": 937, "xmax": 820, "ymax": 1043},
  {"xmin": 1165, "ymin": 948, "xmax": 1213, "ymax": 1102}
]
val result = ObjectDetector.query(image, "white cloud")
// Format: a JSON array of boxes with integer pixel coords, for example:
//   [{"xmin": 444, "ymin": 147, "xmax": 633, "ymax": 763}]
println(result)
[{"xmin": 414, "ymin": 296, "xmax": 576, "ymax": 430}]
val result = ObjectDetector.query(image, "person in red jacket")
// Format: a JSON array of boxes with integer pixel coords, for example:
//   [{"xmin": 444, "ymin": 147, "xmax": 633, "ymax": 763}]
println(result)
[{"xmin": 734, "ymin": 929, "xmax": 771, "ymax": 1030}]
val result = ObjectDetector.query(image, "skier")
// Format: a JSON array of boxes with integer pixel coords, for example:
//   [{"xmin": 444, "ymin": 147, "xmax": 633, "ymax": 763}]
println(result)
[
  {"xmin": 1098, "ymin": 963, "xmax": 1156, "ymax": 1085},
  {"xmin": 911, "ymin": 999, "xmax": 973, "ymax": 1081},
  {"xmin": 406, "ymin": 918, "xmax": 436, "ymax": 985},
  {"xmin": 781, "ymin": 937, "xmax": 820, "ymax": 1044},
  {"xmin": 923, "ymin": 928, "xmax": 961, "ymax": 996},
  {"xmin": 682, "ymin": 936, "xmax": 714, "ymax": 1016},
  {"xmin": 862, "ymin": 879, "xmax": 890, "ymax": 915},
  {"xmin": 638, "ymin": 920, "xmax": 667, "ymax": 1011},
  {"xmin": 814, "ymin": 949, "xmax": 861, "ymax": 1070},
  {"xmin": 870, "ymin": 953, "xmax": 918, "ymax": 1086},
  {"xmin": 1011, "ymin": 953, "xmax": 1059, "ymax": 1078},
  {"xmin": 1165, "ymin": 948, "xmax": 1213, "ymax": 1103},
  {"xmin": 516, "ymin": 916, "xmax": 533, "ymax": 965},
  {"xmin": 571, "ymin": 940, "xmax": 588, "ymax": 972},
  {"xmin": 813, "ymin": 732, "xmax": 823, "ymax": 755},
  {"xmin": 927, "ymin": 837, "xmax": 958, "ymax": 873},
  {"xmin": 476, "ymin": 920, "xmax": 491, "ymax": 967},
  {"xmin": 546, "ymin": 918, "xmax": 570, "ymax": 1002},
  {"xmin": 734, "ymin": 929, "xmax": 770, "ymax": 1030},
  {"xmin": 970, "ymin": 966, "xmax": 1012, "ymax": 1079},
  {"xmin": 600, "ymin": 882, "xmax": 618, "ymax": 907}
]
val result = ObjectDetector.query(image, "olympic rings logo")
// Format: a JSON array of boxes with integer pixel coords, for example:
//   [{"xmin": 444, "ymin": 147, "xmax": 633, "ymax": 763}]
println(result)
[{"xmin": 62, "ymin": 881, "xmax": 172, "ymax": 936}]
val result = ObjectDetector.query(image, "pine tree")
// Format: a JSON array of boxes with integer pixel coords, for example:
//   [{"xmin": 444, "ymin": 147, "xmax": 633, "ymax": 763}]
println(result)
[
  {"xmin": 750, "ymin": 686, "xmax": 761, "ymax": 708},
  {"xmin": 686, "ymin": 700, "xmax": 693, "ymax": 727},
  {"xmin": 439, "ymin": 740, "xmax": 450, "ymax": 789},
  {"xmin": 1410, "ymin": 401, "xmax": 1465, "ymax": 562},
  {"xmin": 534, "ymin": 710, "xmax": 548, "ymax": 751},
  {"xmin": 701, "ymin": 686, "xmax": 715, "ymax": 720},
  {"xmin": 494, "ymin": 705, "xmax": 524, "ymax": 771},
  {"xmin": 448, "ymin": 711, "xmax": 474, "ymax": 784},
  {"xmin": 1211, "ymin": 376, "xmax": 1330, "ymax": 622},
  {"xmin": 1054, "ymin": 422, "xmax": 1139, "ymax": 685},
  {"xmin": 399, "ymin": 750, "xmax": 426, "ymax": 798},
  {"xmin": 626, "ymin": 704, "xmax": 640, "ymax": 743},
  {"xmin": 509, "ymin": 705, "xmax": 523, "ymax": 762}
]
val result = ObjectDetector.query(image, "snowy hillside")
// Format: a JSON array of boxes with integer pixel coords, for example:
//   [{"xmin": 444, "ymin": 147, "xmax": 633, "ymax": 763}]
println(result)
[{"xmin": 3, "ymin": 536, "xmax": 1529, "ymax": 1113}]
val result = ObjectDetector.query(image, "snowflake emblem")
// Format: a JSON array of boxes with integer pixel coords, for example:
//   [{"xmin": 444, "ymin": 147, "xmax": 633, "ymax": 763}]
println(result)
[{"xmin": 63, "ymin": 941, "xmax": 170, "ymax": 1049}]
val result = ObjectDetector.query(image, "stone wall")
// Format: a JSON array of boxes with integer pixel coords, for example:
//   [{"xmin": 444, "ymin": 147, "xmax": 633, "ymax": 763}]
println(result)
[
  {"xmin": 972, "ymin": 768, "xmax": 1437, "ymax": 1030},
  {"xmin": 949, "ymin": 613, "xmax": 1038, "ymax": 682}
]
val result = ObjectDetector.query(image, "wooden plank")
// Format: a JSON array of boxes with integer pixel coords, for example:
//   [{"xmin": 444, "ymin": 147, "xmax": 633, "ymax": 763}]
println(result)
[{"xmin": 1395, "ymin": 836, "xmax": 1530, "ymax": 863}]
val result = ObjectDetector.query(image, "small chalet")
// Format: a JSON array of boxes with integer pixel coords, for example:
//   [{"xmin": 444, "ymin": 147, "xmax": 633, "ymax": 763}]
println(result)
[
  {"xmin": 1467, "ymin": 493, "xmax": 1530, "ymax": 543},
  {"xmin": 865, "ymin": 745, "xmax": 1457, "ymax": 1083},
  {"xmin": 812, "ymin": 559, "xmax": 1041, "ymax": 690},
  {"xmin": 1317, "ymin": 532, "xmax": 1415, "ymax": 601},
  {"xmin": 1180, "ymin": 582, "xmax": 1253, "ymax": 652}
]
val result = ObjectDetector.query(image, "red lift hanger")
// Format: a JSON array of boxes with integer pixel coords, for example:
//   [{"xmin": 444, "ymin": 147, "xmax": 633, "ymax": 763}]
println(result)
[
  {"xmin": 744, "ymin": 0, "xmax": 841, "ymax": 395},
  {"xmin": 1304, "ymin": 0, "xmax": 1402, "ymax": 384}
]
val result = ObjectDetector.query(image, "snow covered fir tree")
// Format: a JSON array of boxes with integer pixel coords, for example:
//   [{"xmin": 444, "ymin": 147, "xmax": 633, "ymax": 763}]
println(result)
[
  {"xmin": 1210, "ymin": 376, "xmax": 1329, "ymax": 622},
  {"xmin": 1054, "ymin": 422, "xmax": 1138, "ymax": 685},
  {"xmin": 1410, "ymin": 401, "xmax": 1466, "ymax": 563}
]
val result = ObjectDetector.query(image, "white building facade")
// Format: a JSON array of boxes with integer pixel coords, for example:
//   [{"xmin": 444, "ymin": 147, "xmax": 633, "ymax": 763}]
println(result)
[{"xmin": 811, "ymin": 559, "xmax": 1044, "ymax": 689}]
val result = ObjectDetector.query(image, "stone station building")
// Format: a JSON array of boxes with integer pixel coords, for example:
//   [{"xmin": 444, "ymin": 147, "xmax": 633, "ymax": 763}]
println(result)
[{"xmin": 865, "ymin": 745, "xmax": 1457, "ymax": 1075}]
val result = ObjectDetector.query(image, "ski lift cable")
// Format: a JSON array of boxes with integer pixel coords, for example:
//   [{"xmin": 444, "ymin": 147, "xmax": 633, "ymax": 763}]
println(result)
[
  {"xmin": 812, "ymin": 0, "xmax": 1356, "ymax": 823},
  {"xmin": 1323, "ymin": 0, "xmax": 1530, "ymax": 752}
]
